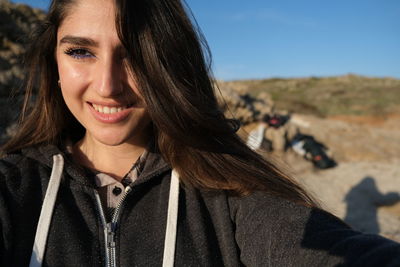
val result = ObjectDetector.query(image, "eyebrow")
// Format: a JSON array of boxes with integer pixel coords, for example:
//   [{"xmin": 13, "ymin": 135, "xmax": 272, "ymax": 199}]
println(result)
[{"xmin": 59, "ymin": 35, "xmax": 99, "ymax": 47}]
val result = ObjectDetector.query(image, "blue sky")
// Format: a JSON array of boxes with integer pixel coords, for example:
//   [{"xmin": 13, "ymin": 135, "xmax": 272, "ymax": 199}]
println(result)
[{"xmin": 12, "ymin": 0, "xmax": 400, "ymax": 81}]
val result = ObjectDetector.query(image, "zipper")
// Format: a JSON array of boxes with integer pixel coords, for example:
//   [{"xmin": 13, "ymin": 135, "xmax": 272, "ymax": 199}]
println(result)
[{"xmin": 94, "ymin": 186, "xmax": 133, "ymax": 267}]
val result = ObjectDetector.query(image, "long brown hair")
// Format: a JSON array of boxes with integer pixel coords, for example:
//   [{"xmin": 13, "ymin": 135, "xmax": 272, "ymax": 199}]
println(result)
[{"xmin": 2, "ymin": 0, "xmax": 317, "ymax": 207}]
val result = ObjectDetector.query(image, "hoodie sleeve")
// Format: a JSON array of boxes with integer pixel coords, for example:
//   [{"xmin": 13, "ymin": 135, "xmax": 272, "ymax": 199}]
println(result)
[
  {"xmin": 230, "ymin": 191, "xmax": 400, "ymax": 267},
  {"xmin": 0, "ymin": 155, "xmax": 44, "ymax": 266},
  {"xmin": 0, "ymin": 167, "xmax": 13, "ymax": 266}
]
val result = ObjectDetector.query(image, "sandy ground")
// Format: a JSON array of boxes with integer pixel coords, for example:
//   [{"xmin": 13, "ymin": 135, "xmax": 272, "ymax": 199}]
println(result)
[
  {"xmin": 291, "ymin": 157, "xmax": 400, "ymax": 241},
  {"xmin": 260, "ymin": 114, "xmax": 400, "ymax": 241}
]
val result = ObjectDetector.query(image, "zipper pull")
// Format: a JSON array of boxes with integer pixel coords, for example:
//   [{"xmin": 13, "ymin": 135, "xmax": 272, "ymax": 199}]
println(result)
[
  {"xmin": 125, "ymin": 186, "xmax": 132, "ymax": 193},
  {"xmin": 106, "ymin": 222, "xmax": 116, "ymax": 249}
]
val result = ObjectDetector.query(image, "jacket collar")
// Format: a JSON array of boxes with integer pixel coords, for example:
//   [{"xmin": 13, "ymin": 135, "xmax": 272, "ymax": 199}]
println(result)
[{"xmin": 21, "ymin": 142, "xmax": 171, "ymax": 188}]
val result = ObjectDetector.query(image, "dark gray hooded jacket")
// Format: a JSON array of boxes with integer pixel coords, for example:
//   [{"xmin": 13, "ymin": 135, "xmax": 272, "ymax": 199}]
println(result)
[{"xmin": 1, "ymin": 144, "xmax": 400, "ymax": 266}]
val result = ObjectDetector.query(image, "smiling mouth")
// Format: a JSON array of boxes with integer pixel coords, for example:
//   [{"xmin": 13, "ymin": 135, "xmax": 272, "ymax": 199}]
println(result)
[{"xmin": 91, "ymin": 103, "xmax": 133, "ymax": 114}]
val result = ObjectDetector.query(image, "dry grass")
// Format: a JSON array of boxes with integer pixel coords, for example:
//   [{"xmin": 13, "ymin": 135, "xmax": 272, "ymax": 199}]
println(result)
[{"xmin": 220, "ymin": 74, "xmax": 400, "ymax": 117}]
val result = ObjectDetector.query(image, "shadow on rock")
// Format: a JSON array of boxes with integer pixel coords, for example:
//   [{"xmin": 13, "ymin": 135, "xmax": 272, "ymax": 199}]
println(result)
[{"xmin": 344, "ymin": 176, "xmax": 400, "ymax": 234}]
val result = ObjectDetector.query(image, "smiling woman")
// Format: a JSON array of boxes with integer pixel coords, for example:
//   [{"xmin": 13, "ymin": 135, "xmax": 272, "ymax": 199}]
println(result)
[
  {"xmin": 55, "ymin": 0, "xmax": 151, "ymax": 178},
  {"xmin": 1, "ymin": 0, "xmax": 400, "ymax": 266}
]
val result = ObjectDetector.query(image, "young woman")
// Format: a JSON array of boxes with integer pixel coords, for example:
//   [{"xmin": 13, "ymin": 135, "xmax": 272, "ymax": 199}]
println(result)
[{"xmin": 1, "ymin": 0, "xmax": 400, "ymax": 266}]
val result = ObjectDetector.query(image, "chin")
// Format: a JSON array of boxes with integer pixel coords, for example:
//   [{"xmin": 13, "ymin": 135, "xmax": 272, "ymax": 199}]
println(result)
[
  {"xmin": 92, "ymin": 131, "xmax": 134, "ymax": 146},
  {"xmin": 91, "ymin": 125, "xmax": 151, "ymax": 147},
  {"xmin": 97, "ymin": 138, "xmax": 128, "ymax": 147}
]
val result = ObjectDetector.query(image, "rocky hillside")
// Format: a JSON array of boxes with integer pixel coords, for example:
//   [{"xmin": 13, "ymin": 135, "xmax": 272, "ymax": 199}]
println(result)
[
  {"xmin": 0, "ymin": 0, "xmax": 45, "ymax": 142},
  {"xmin": 0, "ymin": 0, "xmax": 45, "ymax": 93}
]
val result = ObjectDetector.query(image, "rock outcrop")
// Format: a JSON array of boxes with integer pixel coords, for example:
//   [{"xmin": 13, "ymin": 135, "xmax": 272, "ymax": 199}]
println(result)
[
  {"xmin": 0, "ymin": 0, "xmax": 45, "ymax": 142},
  {"xmin": 216, "ymin": 82, "xmax": 275, "ymax": 125}
]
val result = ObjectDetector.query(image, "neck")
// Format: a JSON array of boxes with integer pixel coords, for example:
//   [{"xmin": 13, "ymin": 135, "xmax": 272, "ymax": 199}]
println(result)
[{"xmin": 73, "ymin": 135, "xmax": 148, "ymax": 181}]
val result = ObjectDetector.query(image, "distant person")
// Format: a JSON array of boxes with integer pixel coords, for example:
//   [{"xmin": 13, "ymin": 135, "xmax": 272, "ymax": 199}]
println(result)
[
  {"xmin": 247, "ymin": 112, "xmax": 336, "ymax": 169},
  {"xmin": 1, "ymin": 0, "xmax": 400, "ymax": 266},
  {"xmin": 247, "ymin": 113, "xmax": 297, "ymax": 153},
  {"xmin": 290, "ymin": 133, "xmax": 337, "ymax": 169}
]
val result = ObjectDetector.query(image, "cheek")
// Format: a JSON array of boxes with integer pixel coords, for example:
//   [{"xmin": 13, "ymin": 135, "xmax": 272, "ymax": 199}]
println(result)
[
  {"xmin": 58, "ymin": 62, "xmax": 87, "ymax": 84},
  {"xmin": 57, "ymin": 58, "xmax": 90, "ymax": 98}
]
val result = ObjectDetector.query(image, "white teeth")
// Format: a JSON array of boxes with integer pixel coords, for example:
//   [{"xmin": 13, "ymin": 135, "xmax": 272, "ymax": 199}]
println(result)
[{"xmin": 92, "ymin": 103, "xmax": 127, "ymax": 114}]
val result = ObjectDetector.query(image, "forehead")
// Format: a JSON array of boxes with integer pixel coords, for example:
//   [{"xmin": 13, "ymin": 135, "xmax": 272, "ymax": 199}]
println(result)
[{"xmin": 57, "ymin": 0, "xmax": 118, "ymax": 41}]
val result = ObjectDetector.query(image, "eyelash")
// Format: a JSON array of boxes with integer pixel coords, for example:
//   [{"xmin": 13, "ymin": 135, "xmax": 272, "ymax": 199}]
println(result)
[{"xmin": 64, "ymin": 47, "xmax": 94, "ymax": 59}]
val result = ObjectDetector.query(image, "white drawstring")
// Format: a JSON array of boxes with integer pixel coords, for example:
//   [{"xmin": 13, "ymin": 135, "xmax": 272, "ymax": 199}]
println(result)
[
  {"xmin": 162, "ymin": 169, "xmax": 180, "ymax": 267},
  {"xmin": 29, "ymin": 154, "xmax": 64, "ymax": 267}
]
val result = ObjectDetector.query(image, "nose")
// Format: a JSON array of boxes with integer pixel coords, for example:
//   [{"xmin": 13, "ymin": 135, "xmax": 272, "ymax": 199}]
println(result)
[{"xmin": 96, "ymin": 57, "xmax": 123, "ymax": 97}]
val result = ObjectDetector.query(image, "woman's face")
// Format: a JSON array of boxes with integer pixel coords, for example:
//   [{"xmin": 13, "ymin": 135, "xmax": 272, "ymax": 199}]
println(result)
[{"xmin": 56, "ymin": 0, "xmax": 151, "ymax": 147}]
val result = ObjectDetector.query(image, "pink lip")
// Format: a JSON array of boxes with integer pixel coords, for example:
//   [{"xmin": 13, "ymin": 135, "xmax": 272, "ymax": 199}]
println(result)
[{"xmin": 88, "ymin": 102, "xmax": 132, "ymax": 123}]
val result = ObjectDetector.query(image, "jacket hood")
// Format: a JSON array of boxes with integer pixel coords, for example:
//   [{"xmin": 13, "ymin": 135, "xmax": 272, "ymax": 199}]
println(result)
[{"xmin": 19, "ymin": 142, "xmax": 171, "ymax": 188}]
